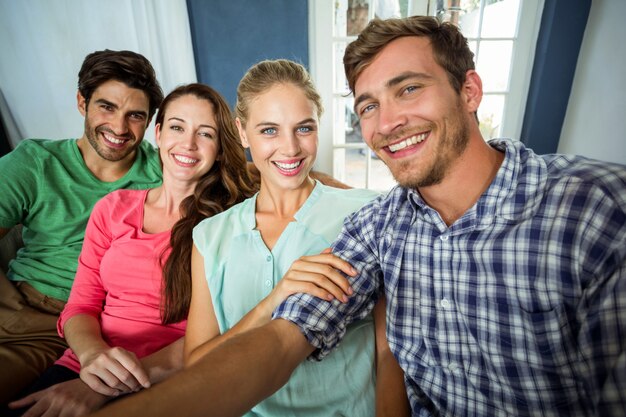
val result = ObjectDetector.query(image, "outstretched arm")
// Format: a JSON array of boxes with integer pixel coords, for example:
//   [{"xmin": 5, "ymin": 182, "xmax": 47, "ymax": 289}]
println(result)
[
  {"xmin": 185, "ymin": 246, "xmax": 354, "ymax": 366},
  {"xmin": 89, "ymin": 319, "xmax": 314, "ymax": 417}
]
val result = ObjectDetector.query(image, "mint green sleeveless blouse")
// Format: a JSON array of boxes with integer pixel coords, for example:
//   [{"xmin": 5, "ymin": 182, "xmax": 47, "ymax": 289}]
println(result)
[{"xmin": 193, "ymin": 182, "xmax": 379, "ymax": 417}]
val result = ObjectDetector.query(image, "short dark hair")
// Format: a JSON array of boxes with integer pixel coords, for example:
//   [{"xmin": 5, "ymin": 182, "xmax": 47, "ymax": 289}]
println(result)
[
  {"xmin": 344, "ymin": 16, "xmax": 475, "ymax": 94},
  {"xmin": 78, "ymin": 50, "xmax": 164, "ymax": 119}
]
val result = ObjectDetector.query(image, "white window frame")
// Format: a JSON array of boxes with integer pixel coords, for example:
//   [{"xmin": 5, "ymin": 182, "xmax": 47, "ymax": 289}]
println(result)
[{"xmin": 309, "ymin": 0, "xmax": 544, "ymax": 187}]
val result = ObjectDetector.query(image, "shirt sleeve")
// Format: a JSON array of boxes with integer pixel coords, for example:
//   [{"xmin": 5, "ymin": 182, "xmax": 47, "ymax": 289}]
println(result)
[
  {"xmin": 574, "ymin": 181, "xmax": 626, "ymax": 415},
  {"xmin": 273, "ymin": 201, "xmax": 384, "ymax": 360},
  {"xmin": 0, "ymin": 141, "xmax": 40, "ymax": 227},
  {"xmin": 57, "ymin": 196, "xmax": 112, "ymax": 336}
]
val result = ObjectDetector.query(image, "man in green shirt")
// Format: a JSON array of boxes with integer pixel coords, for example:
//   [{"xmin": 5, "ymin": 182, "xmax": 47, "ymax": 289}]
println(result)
[{"xmin": 0, "ymin": 49, "xmax": 164, "ymax": 404}]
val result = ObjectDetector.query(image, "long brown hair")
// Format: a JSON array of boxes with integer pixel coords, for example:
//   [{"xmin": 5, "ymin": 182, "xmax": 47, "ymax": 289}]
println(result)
[{"xmin": 160, "ymin": 83, "xmax": 256, "ymax": 324}]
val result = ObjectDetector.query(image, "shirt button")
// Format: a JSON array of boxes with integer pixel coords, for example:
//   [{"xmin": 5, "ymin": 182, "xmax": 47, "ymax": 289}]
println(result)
[
  {"xmin": 264, "ymin": 279, "xmax": 272, "ymax": 287},
  {"xmin": 447, "ymin": 363, "xmax": 459, "ymax": 373},
  {"xmin": 440, "ymin": 298, "xmax": 451, "ymax": 309},
  {"xmin": 440, "ymin": 234, "xmax": 449, "ymax": 241},
  {"xmin": 266, "ymin": 255, "xmax": 272, "ymax": 262}
]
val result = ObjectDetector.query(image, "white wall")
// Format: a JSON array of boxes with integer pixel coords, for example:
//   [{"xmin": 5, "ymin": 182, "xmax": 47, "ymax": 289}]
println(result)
[{"xmin": 558, "ymin": 0, "xmax": 626, "ymax": 165}]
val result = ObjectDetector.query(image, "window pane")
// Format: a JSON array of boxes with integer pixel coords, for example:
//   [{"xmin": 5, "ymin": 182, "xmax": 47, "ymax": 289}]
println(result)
[
  {"xmin": 478, "ymin": 93, "xmax": 505, "ymax": 139},
  {"xmin": 476, "ymin": 40, "xmax": 513, "ymax": 92},
  {"xmin": 481, "ymin": 0, "xmax": 520, "ymax": 38},
  {"xmin": 369, "ymin": 157, "xmax": 397, "ymax": 191},
  {"xmin": 334, "ymin": 0, "xmax": 349, "ymax": 37},
  {"xmin": 337, "ymin": 148, "xmax": 366, "ymax": 188},
  {"xmin": 344, "ymin": 97, "xmax": 361, "ymax": 145},
  {"xmin": 456, "ymin": 0, "xmax": 483, "ymax": 39},
  {"xmin": 333, "ymin": 97, "xmax": 349, "ymax": 146},
  {"xmin": 374, "ymin": 0, "xmax": 402, "ymax": 19},
  {"xmin": 342, "ymin": 0, "xmax": 371, "ymax": 36},
  {"xmin": 333, "ymin": 42, "xmax": 349, "ymax": 94}
]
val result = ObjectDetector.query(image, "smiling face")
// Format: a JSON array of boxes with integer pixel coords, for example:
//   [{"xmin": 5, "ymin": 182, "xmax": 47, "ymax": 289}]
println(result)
[
  {"xmin": 354, "ymin": 36, "xmax": 477, "ymax": 189},
  {"xmin": 237, "ymin": 83, "xmax": 318, "ymax": 193},
  {"xmin": 79, "ymin": 79, "xmax": 150, "ymax": 163},
  {"xmin": 155, "ymin": 94, "xmax": 219, "ymax": 185}
]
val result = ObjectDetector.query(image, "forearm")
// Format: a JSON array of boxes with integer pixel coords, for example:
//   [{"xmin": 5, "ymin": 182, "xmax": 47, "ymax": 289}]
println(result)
[
  {"xmin": 90, "ymin": 319, "xmax": 314, "ymax": 417},
  {"xmin": 373, "ymin": 298, "xmax": 410, "ymax": 417},
  {"xmin": 186, "ymin": 298, "xmax": 273, "ymax": 366},
  {"xmin": 64, "ymin": 314, "xmax": 110, "ymax": 365},
  {"xmin": 140, "ymin": 337, "xmax": 184, "ymax": 384}
]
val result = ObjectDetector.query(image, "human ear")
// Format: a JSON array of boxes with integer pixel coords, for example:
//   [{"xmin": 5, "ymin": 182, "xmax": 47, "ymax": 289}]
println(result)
[
  {"xmin": 155, "ymin": 123, "xmax": 162, "ymax": 147},
  {"xmin": 77, "ymin": 91, "xmax": 87, "ymax": 116},
  {"xmin": 461, "ymin": 70, "xmax": 483, "ymax": 114},
  {"xmin": 235, "ymin": 117, "xmax": 250, "ymax": 148}
]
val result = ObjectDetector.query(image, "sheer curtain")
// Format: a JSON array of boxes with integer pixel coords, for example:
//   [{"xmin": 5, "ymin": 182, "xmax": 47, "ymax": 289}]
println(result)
[{"xmin": 0, "ymin": 0, "xmax": 197, "ymax": 147}]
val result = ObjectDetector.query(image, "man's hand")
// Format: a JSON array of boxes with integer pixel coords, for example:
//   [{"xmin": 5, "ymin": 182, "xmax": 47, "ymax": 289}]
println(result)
[
  {"xmin": 79, "ymin": 346, "xmax": 150, "ymax": 396},
  {"xmin": 8, "ymin": 378, "xmax": 109, "ymax": 417},
  {"xmin": 261, "ymin": 249, "xmax": 357, "ymax": 314}
]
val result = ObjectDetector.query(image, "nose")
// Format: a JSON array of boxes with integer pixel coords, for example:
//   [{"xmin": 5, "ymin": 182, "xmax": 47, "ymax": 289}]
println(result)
[
  {"xmin": 280, "ymin": 131, "xmax": 301, "ymax": 156},
  {"xmin": 377, "ymin": 99, "xmax": 407, "ymax": 136},
  {"xmin": 180, "ymin": 132, "xmax": 199, "ymax": 150},
  {"xmin": 110, "ymin": 114, "xmax": 130, "ymax": 136}
]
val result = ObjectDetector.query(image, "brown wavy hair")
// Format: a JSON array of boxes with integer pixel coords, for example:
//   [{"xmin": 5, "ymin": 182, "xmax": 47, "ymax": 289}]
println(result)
[
  {"xmin": 344, "ymin": 16, "xmax": 475, "ymax": 94},
  {"xmin": 159, "ymin": 83, "xmax": 256, "ymax": 324}
]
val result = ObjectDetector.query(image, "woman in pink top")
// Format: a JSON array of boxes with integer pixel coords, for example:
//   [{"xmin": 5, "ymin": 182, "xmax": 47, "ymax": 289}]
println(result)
[{"xmin": 6, "ymin": 84, "xmax": 255, "ymax": 417}]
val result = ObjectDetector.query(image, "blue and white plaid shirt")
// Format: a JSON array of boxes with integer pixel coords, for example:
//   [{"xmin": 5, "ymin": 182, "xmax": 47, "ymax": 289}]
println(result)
[{"xmin": 274, "ymin": 139, "xmax": 626, "ymax": 416}]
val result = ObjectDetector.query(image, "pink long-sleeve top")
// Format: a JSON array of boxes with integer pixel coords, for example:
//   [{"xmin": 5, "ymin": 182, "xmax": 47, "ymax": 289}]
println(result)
[{"xmin": 56, "ymin": 189, "xmax": 186, "ymax": 373}]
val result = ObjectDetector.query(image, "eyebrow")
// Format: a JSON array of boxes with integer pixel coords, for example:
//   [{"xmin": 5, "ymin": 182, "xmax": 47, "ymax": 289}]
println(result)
[
  {"xmin": 254, "ymin": 118, "xmax": 317, "ymax": 129},
  {"xmin": 94, "ymin": 98, "xmax": 118, "ymax": 109},
  {"xmin": 168, "ymin": 117, "xmax": 217, "ymax": 132},
  {"xmin": 353, "ymin": 71, "xmax": 434, "ymax": 113},
  {"xmin": 94, "ymin": 98, "xmax": 148, "ymax": 118}
]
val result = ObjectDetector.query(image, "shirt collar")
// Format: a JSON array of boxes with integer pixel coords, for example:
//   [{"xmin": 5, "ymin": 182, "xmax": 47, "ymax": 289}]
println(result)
[{"xmin": 401, "ymin": 139, "xmax": 546, "ymax": 228}]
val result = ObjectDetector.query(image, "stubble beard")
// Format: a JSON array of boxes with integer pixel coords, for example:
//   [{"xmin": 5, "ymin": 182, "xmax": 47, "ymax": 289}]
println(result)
[
  {"xmin": 84, "ymin": 117, "xmax": 139, "ymax": 162},
  {"xmin": 390, "ymin": 102, "xmax": 470, "ymax": 190}
]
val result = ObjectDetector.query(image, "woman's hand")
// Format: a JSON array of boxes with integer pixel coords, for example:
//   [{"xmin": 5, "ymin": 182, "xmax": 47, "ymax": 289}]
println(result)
[
  {"xmin": 261, "ymin": 249, "xmax": 358, "ymax": 314},
  {"xmin": 79, "ymin": 346, "xmax": 150, "ymax": 396},
  {"xmin": 8, "ymin": 378, "xmax": 109, "ymax": 417}
]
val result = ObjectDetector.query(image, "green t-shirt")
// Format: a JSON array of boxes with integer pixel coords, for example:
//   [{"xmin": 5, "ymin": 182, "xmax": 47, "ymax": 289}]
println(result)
[{"xmin": 0, "ymin": 139, "xmax": 162, "ymax": 301}]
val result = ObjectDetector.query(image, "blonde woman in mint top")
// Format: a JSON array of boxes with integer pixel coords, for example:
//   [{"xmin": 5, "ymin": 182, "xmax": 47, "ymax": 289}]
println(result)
[{"xmin": 187, "ymin": 60, "xmax": 409, "ymax": 416}]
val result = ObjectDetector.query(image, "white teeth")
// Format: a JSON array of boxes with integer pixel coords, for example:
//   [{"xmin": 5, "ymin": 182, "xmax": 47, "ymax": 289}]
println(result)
[
  {"xmin": 173, "ymin": 154, "xmax": 198, "ymax": 164},
  {"xmin": 274, "ymin": 160, "xmax": 301, "ymax": 170},
  {"xmin": 104, "ymin": 134, "xmax": 125, "ymax": 144},
  {"xmin": 388, "ymin": 132, "xmax": 427, "ymax": 153}
]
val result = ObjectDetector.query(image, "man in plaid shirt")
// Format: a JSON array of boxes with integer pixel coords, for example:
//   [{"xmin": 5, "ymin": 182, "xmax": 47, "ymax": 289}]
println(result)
[{"xmin": 93, "ymin": 16, "xmax": 625, "ymax": 417}]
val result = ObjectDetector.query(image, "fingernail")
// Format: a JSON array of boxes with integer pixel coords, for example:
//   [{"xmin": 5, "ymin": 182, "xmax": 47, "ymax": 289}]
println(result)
[
  {"xmin": 347, "ymin": 287, "xmax": 354, "ymax": 295},
  {"xmin": 327, "ymin": 294, "xmax": 334, "ymax": 301},
  {"xmin": 350, "ymin": 267, "xmax": 357, "ymax": 275},
  {"xmin": 342, "ymin": 295, "xmax": 349, "ymax": 303}
]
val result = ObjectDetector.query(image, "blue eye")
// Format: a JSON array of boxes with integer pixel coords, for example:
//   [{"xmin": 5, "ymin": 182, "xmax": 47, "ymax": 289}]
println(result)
[
  {"xmin": 360, "ymin": 103, "xmax": 377, "ymax": 116},
  {"xmin": 297, "ymin": 125, "xmax": 314, "ymax": 134},
  {"xmin": 261, "ymin": 127, "xmax": 277, "ymax": 135},
  {"xmin": 403, "ymin": 85, "xmax": 419, "ymax": 95}
]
